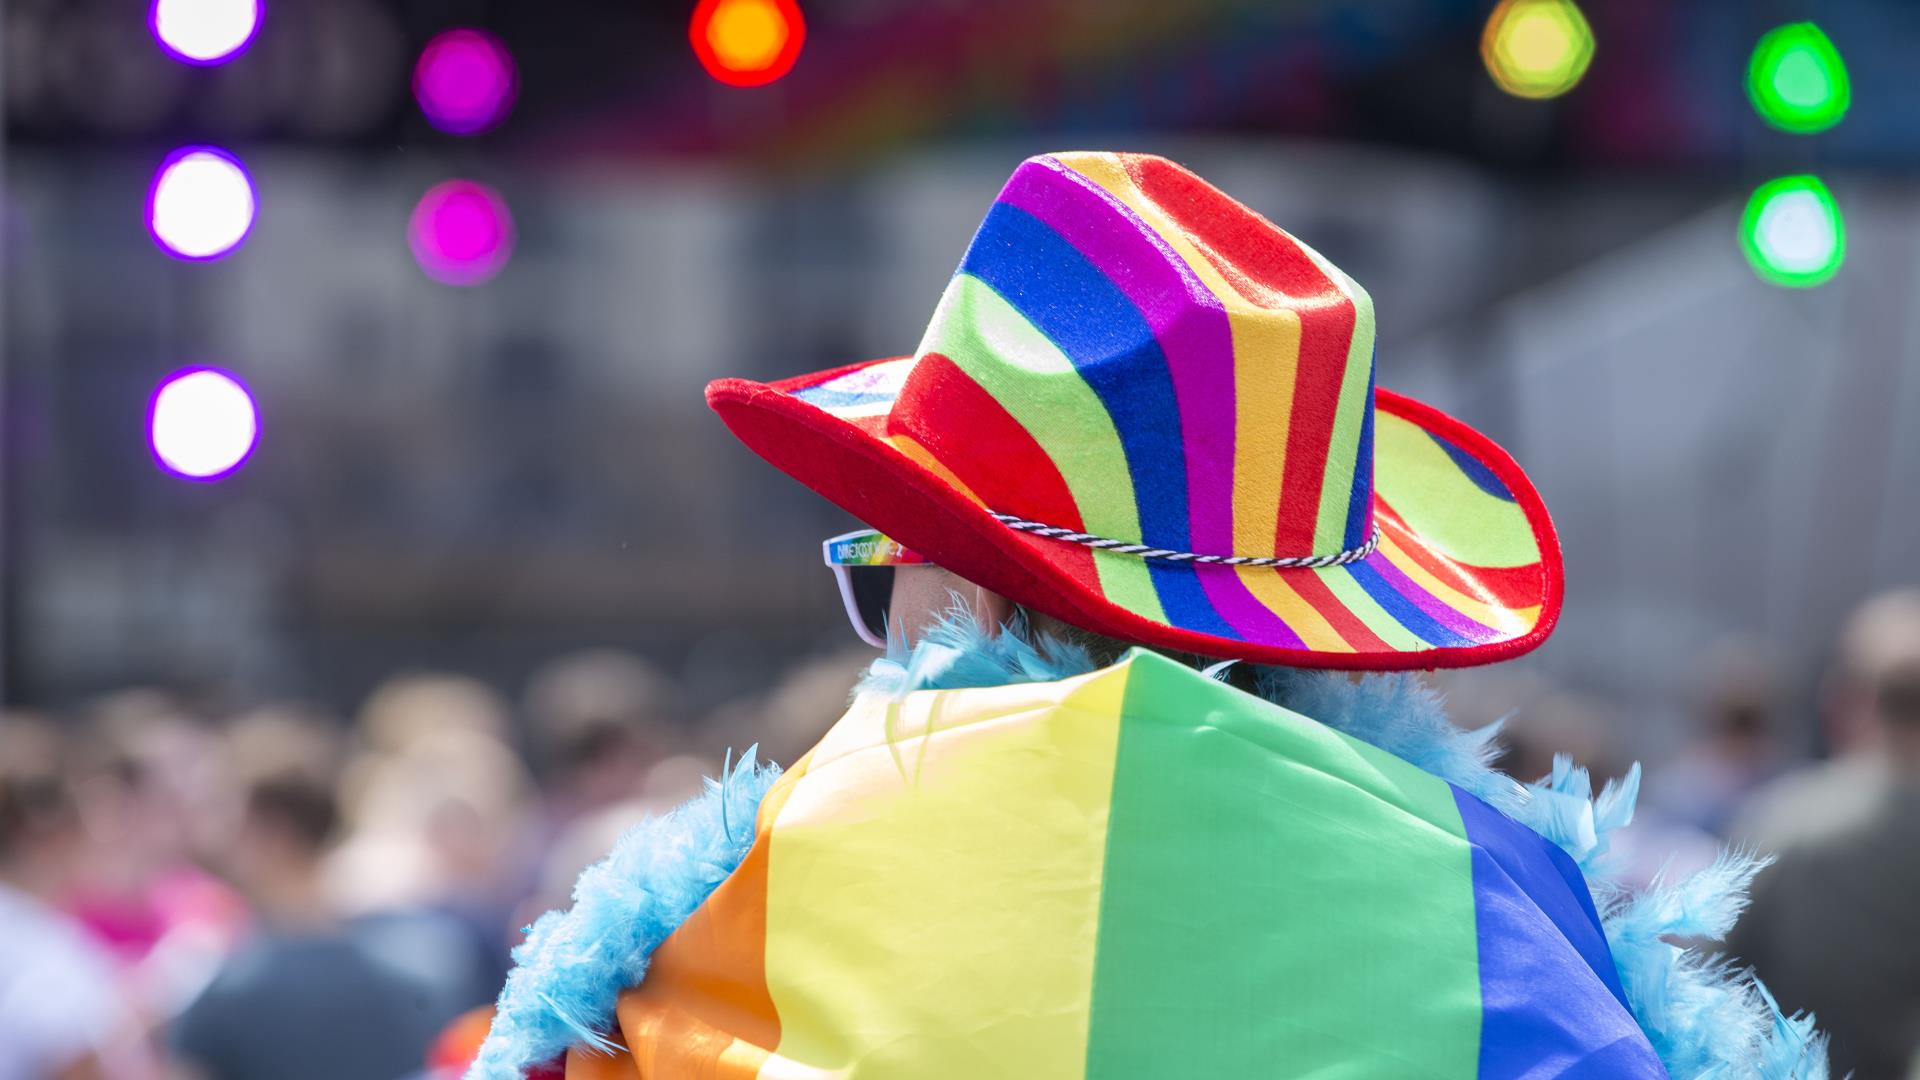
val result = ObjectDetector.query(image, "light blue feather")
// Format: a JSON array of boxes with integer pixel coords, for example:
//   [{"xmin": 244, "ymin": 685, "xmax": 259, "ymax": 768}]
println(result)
[
  {"xmin": 465, "ymin": 749, "xmax": 781, "ymax": 1080},
  {"xmin": 856, "ymin": 609, "xmax": 1098, "ymax": 697},
  {"xmin": 474, "ymin": 616, "xmax": 1827, "ymax": 1078}
]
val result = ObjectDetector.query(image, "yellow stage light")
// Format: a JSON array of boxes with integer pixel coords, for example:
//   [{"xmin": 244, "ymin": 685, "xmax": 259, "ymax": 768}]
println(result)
[{"xmin": 1482, "ymin": 0, "xmax": 1595, "ymax": 100}]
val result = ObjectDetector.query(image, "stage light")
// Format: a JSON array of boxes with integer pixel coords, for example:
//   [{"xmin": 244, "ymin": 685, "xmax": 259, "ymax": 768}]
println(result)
[
  {"xmin": 1481, "ymin": 0, "xmax": 1594, "ymax": 100},
  {"xmin": 1748, "ymin": 23, "xmax": 1849, "ymax": 134},
  {"xmin": 690, "ymin": 0, "xmax": 805, "ymax": 88},
  {"xmin": 147, "ymin": 147, "xmax": 256, "ymax": 261},
  {"xmin": 413, "ymin": 28, "xmax": 517, "ymax": 136},
  {"xmin": 1740, "ymin": 176, "xmax": 1844, "ymax": 288},
  {"xmin": 150, "ymin": 0, "xmax": 261, "ymax": 66},
  {"xmin": 149, "ymin": 367, "xmax": 259, "ymax": 481},
  {"xmin": 409, "ymin": 180, "xmax": 514, "ymax": 286}
]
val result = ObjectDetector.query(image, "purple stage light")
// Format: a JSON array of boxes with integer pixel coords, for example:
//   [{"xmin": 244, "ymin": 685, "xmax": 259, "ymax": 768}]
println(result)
[
  {"xmin": 149, "ymin": 367, "xmax": 260, "ymax": 481},
  {"xmin": 150, "ymin": 0, "xmax": 262, "ymax": 66},
  {"xmin": 413, "ymin": 28, "xmax": 518, "ymax": 136},
  {"xmin": 147, "ymin": 146, "xmax": 256, "ymax": 261},
  {"xmin": 409, "ymin": 180, "xmax": 514, "ymax": 286}
]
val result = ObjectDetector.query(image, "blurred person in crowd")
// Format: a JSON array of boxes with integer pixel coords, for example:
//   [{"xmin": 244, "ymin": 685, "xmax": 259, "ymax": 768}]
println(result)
[
  {"xmin": 513, "ymin": 654, "xmax": 721, "ymax": 946},
  {"xmin": 1441, "ymin": 668, "xmax": 1720, "ymax": 892},
  {"xmin": 471, "ymin": 154, "xmax": 1823, "ymax": 1077},
  {"xmin": 328, "ymin": 677, "xmax": 539, "ymax": 1018},
  {"xmin": 61, "ymin": 694, "xmax": 248, "ymax": 1026},
  {"xmin": 171, "ymin": 770, "xmax": 441, "ymax": 1080},
  {"xmin": 331, "ymin": 673, "xmax": 528, "ymax": 910},
  {"xmin": 696, "ymin": 647, "xmax": 873, "ymax": 769},
  {"xmin": 1726, "ymin": 598, "xmax": 1920, "ymax": 1079},
  {"xmin": 515, "ymin": 650, "xmax": 711, "ymax": 932},
  {"xmin": 1, "ymin": 714, "xmax": 159, "ymax": 1080},
  {"xmin": 522, "ymin": 650, "xmax": 679, "ymax": 829},
  {"xmin": 1650, "ymin": 641, "xmax": 1786, "ymax": 838},
  {"xmin": 355, "ymin": 673, "xmax": 513, "ymax": 755},
  {"xmin": 1731, "ymin": 589, "xmax": 1920, "ymax": 855},
  {"xmin": 1481, "ymin": 685, "xmax": 1722, "ymax": 892},
  {"xmin": 519, "ymin": 753, "xmax": 714, "ymax": 926},
  {"xmin": 222, "ymin": 703, "xmax": 348, "ymax": 795},
  {"xmin": 1489, "ymin": 686, "xmax": 1614, "ymax": 785}
]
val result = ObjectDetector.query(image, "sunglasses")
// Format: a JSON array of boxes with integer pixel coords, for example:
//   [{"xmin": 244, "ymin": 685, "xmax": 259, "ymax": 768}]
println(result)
[{"xmin": 823, "ymin": 529, "xmax": 932, "ymax": 647}]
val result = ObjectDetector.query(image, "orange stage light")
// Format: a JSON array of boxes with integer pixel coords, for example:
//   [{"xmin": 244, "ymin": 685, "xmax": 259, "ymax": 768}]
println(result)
[{"xmin": 690, "ymin": 0, "xmax": 806, "ymax": 88}]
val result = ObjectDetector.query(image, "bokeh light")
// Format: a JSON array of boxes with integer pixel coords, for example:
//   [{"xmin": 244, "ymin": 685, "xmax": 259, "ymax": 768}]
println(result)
[
  {"xmin": 1740, "ymin": 176, "xmax": 1845, "ymax": 289},
  {"xmin": 149, "ymin": 0, "xmax": 262, "ymax": 66},
  {"xmin": 409, "ymin": 180, "xmax": 515, "ymax": 286},
  {"xmin": 1481, "ymin": 0, "xmax": 1595, "ymax": 101},
  {"xmin": 413, "ymin": 28, "xmax": 518, "ymax": 136},
  {"xmin": 690, "ymin": 0, "xmax": 806, "ymax": 88},
  {"xmin": 147, "ymin": 147, "xmax": 256, "ymax": 261},
  {"xmin": 1747, "ymin": 23, "xmax": 1850, "ymax": 135},
  {"xmin": 149, "ymin": 368, "xmax": 260, "ymax": 481}
]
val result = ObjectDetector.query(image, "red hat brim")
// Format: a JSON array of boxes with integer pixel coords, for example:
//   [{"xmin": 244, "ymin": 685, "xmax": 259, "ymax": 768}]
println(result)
[{"xmin": 709, "ymin": 360, "xmax": 1563, "ymax": 670}]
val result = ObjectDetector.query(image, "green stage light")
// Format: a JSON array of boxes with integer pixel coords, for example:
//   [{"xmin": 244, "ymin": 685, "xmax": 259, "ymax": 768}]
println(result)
[
  {"xmin": 1481, "ymin": 0, "xmax": 1595, "ymax": 100},
  {"xmin": 1748, "ymin": 23, "xmax": 1849, "ymax": 133},
  {"xmin": 1740, "ymin": 176, "xmax": 1844, "ymax": 288}
]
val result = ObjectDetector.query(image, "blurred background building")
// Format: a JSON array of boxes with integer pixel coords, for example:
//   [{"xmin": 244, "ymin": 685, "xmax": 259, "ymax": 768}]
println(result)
[
  {"xmin": 3, "ymin": 0, "xmax": 1915, "ymax": 732},
  {"xmin": 3, "ymin": 0, "xmax": 1919, "ymax": 1077}
]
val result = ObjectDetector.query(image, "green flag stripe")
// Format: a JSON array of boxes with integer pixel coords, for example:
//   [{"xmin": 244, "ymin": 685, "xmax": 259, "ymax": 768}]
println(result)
[{"xmin": 1082, "ymin": 651, "xmax": 1484, "ymax": 1077}]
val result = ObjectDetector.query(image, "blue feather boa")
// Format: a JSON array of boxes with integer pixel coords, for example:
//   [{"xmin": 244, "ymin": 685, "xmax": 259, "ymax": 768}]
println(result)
[
  {"xmin": 468, "ymin": 750, "xmax": 781, "ymax": 1079},
  {"xmin": 472, "ymin": 617, "xmax": 1828, "ymax": 1079}
]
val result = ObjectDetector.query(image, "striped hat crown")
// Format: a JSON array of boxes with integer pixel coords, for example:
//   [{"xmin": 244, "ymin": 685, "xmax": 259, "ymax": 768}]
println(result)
[
  {"xmin": 891, "ymin": 152, "xmax": 1377, "ymax": 565},
  {"xmin": 712, "ymin": 149, "xmax": 1561, "ymax": 668}
]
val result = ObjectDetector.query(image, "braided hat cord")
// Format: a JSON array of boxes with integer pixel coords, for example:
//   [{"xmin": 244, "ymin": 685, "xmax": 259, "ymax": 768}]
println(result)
[{"xmin": 988, "ymin": 512, "xmax": 1382, "ymax": 570}]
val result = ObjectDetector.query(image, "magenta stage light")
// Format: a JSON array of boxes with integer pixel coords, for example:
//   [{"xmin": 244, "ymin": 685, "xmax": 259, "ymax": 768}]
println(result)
[
  {"xmin": 150, "ymin": 0, "xmax": 262, "ymax": 66},
  {"xmin": 149, "ymin": 367, "xmax": 260, "ymax": 481},
  {"xmin": 147, "ymin": 146, "xmax": 256, "ymax": 261},
  {"xmin": 413, "ymin": 28, "xmax": 518, "ymax": 136},
  {"xmin": 409, "ymin": 180, "xmax": 515, "ymax": 286}
]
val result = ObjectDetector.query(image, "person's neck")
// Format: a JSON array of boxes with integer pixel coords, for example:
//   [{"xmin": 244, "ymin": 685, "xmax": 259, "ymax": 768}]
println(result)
[{"xmin": 248, "ymin": 861, "xmax": 336, "ymax": 930}]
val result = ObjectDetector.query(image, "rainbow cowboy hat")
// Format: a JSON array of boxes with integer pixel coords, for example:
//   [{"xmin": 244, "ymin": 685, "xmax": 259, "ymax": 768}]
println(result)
[{"xmin": 708, "ymin": 152, "xmax": 1562, "ymax": 669}]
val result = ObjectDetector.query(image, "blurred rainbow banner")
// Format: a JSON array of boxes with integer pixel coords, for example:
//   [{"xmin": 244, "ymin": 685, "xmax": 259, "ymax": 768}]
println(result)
[{"xmin": 570, "ymin": 652, "xmax": 1662, "ymax": 1078}]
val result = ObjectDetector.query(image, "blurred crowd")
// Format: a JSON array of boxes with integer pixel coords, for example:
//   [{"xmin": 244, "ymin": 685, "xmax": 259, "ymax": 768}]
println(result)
[
  {"xmin": 1453, "ymin": 588, "xmax": 1920, "ymax": 1080},
  {"xmin": 0, "ymin": 645, "xmax": 869, "ymax": 1080},
  {"xmin": 6, "ymin": 589, "xmax": 1920, "ymax": 1079}
]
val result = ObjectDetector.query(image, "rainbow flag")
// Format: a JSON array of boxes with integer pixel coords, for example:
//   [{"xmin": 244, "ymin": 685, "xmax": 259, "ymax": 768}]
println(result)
[{"xmin": 568, "ymin": 652, "xmax": 1662, "ymax": 1078}]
